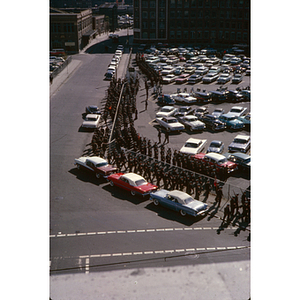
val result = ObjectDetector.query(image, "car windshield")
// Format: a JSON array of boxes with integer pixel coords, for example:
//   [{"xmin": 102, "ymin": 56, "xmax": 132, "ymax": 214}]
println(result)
[
  {"xmin": 95, "ymin": 162, "xmax": 108, "ymax": 167},
  {"xmin": 218, "ymin": 158, "xmax": 227, "ymax": 164},
  {"xmin": 179, "ymin": 108, "xmax": 188, "ymax": 112},
  {"xmin": 185, "ymin": 142, "xmax": 200, "ymax": 148},
  {"xmin": 161, "ymin": 108, "xmax": 172, "ymax": 112},
  {"xmin": 186, "ymin": 117, "xmax": 197, "ymax": 121},
  {"xmin": 210, "ymin": 142, "xmax": 221, "ymax": 147},
  {"xmin": 135, "ymin": 179, "xmax": 147, "ymax": 186},
  {"xmin": 231, "ymin": 108, "xmax": 242, "ymax": 113},
  {"xmin": 214, "ymin": 109, "xmax": 223, "ymax": 112},
  {"xmin": 167, "ymin": 119, "xmax": 177, "ymax": 123},
  {"xmin": 86, "ymin": 116, "xmax": 97, "ymax": 121},
  {"xmin": 233, "ymin": 138, "xmax": 247, "ymax": 144}
]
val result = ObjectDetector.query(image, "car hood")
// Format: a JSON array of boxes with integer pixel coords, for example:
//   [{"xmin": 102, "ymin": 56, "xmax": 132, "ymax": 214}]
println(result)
[
  {"xmin": 207, "ymin": 147, "xmax": 221, "ymax": 153},
  {"xmin": 221, "ymin": 161, "xmax": 237, "ymax": 169},
  {"xmin": 229, "ymin": 142, "xmax": 247, "ymax": 149},
  {"xmin": 180, "ymin": 146, "xmax": 200, "ymax": 155},
  {"xmin": 156, "ymin": 112, "xmax": 172, "ymax": 117},
  {"xmin": 150, "ymin": 189, "xmax": 169, "ymax": 197},
  {"xmin": 137, "ymin": 183, "xmax": 158, "ymax": 192}
]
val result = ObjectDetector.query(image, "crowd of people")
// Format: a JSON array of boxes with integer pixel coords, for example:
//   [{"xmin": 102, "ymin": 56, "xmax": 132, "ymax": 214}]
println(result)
[{"xmin": 87, "ymin": 53, "xmax": 250, "ymax": 227}]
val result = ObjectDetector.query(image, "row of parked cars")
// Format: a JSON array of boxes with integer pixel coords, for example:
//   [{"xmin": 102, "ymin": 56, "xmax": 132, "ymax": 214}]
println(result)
[
  {"xmin": 104, "ymin": 45, "xmax": 124, "ymax": 80},
  {"xmin": 50, "ymin": 56, "xmax": 65, "ymax": 73},
  {"xmin": 155, "ymin": 104, "xmax": 250, "ymax": 133}
]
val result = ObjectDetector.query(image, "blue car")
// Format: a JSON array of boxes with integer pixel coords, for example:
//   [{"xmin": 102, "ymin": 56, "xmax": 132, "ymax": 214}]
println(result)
[
  {"xmin": 218, "ymin": 113, "xmax": 244, "ymax": 130},
  {"xmin": 150, "ymin": 189, "xmax": 208, "ymax": 217},
  {"xmin": 157, "ymin": 94, "xmax": 175, "ymax": 105}
]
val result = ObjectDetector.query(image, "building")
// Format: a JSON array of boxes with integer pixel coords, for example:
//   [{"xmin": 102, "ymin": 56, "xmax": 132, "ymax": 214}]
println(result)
[
  {"xmin": 133, "ymin": 0, "xmax": 250, "ymax": 48},
  {"xmin": 50, "ymin": 7, "xmax": 97, "ymax": 54},
  {"xmin": 98, "ymin": 3, "xmax": 118, "ymax": 32}
]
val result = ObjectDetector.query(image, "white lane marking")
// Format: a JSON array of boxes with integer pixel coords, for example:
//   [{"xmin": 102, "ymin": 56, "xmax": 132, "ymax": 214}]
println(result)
[
  {"xmin": 85, "ymin": 258, "xmax": 89, "ymax": 274},
  {"xmin": 50, "ymin": 226, "xmax": 243, "ymax": 238}
]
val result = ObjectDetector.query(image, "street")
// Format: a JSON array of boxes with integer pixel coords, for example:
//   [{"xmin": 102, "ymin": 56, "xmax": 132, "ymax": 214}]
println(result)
[{"xmin": 50, "ymin": 31, "xmax": 250, "ymax": 299}]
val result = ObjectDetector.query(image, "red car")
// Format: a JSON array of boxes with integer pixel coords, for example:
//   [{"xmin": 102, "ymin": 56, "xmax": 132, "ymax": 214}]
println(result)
[
  {"xmin": 107, "ymin": 172, "xmax": 158, "ymax": 196},
  {"xmin": 175, "ymin": 73, "xmax": 190, "ymax": 84},
  {"xmin": 193, "ymin": 152, "xmax": 237, "ymax": 173}
]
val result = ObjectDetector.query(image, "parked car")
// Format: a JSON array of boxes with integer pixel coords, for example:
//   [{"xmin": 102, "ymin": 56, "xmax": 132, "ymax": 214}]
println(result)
[
  {"xmin": 107, "ymin": 172, "xmax": 158, "ymax": 197},
  {"xmin": 178, "ymin": 115, "xmax": 206, "ymax": 132},
  {"xmin": 187, "ymin": 74, "xmax": 202, "ymax": 84},
  {"xmin": 218, "ymin": 113, "xmax": 245, "ymax": 130},
  {"xmin": 162, "ymin": 74, "xmax": 176, "ymax": 84},
  {"xmin": 212, "ymin": 108, "xmax": 224, "ymax": 118},
  {"xmin": 81, "ymin": 114, "xmax": 101, "ymax": 129},
  {"xmin": 228, "ymin": 134, "xmax": 251, "ymax": 153},
  {"xmin": 150, "ymin": 189, "xmax": 208, "ymax": 217},
  {"xmin": 174, "ymin": 106, "xmax": 194, "ymax": 117},
  {"xmin": 175, "ymin": 73, "xmax": 190, "ymax": 84},
  {"xmin": 201, "ymin": 114, "xmax": 226, "ymax": 131},
  {"xmin": 180, "ymin": 138, "xmax": 207, "ymax": 155},
  {"xmin": 161, "ymin": 66, "xmax": 175, "ymax": 76},
  {"xmin": 238, "ymin": 113, "xmax": 251, "ymax": 129},
  {"xmin": 232, "ymin": 73, "xmax": 243, "ymax": 83},
  {"xmin": 210, "ymin": 90, "xmax": 229, "ymax": 102},
  {"xmin": 194, "ymin": 106, "xmax": 209, "ymax": 120},
  {"xmin": 224, "ymin": 152, "xmax": 251, "ymax": 174},
  {"xmin": 74, "ymin": 156, "xmax": 117, "ymax": 179},
  {"xmin": 228, "ymin": 106, "xmax": 247, "ymax": 117},
  {"xmin": 184, "ymin": 66, "xmax": 196, "ymax": 74},
  {"xmin": 156, "ymin": 106, "xmax": 178, "ymax": 118},
  {"xmin": 207, "ymin": 140, "xmax": 225, "ymax": 154},
  {"xmin": 85, "ymin": 105, "xmax": 101, "ymax": 115},
  {"xmin": 240, "ymin": 90, "xmax": 251, "ymax": 101},
  {"xmin": 202, "ymin": 73, "xmax": 219, "ymax": 83},
  {"xmin": 208, "ymin": 66, "xmax": 221, "ymax": 74},
  {"xmin": 156, "ymin": 116, "xmax": 185, "ymax": 132},
  {"xmin": 157, "ymin": 94, "xmax": 175, "ymax": 105},
  {"xmin": 195, "ymin": 66, "xmax": 209, "ymax": 75},
  {"xmin": 192, "ymin": 90, "xmax": 212, "ymax": 103},
  {"xmin": 193, "ymin": 152, "xmax": 238, "ymax": 174},
  {"xmin": 227, "ymin": 90, "xmax": 244, "ymax": 102},
  {"xmin": 217, "ymin": 73, "xmax": 232, "ymax": 84},
  {"xmin": 173, "ymin": 93, "xmax": 197, "ymax": 104}
]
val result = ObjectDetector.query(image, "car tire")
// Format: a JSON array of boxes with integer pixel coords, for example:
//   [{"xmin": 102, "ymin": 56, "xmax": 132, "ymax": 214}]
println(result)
[
  {"xmin": 96, "ymin": 173, "xmax": 101, "ymax": 179},
  {"xmin": 109, "ymin": 180, "xmax": 114, "ymax": 186},
  {"xmin": 131, "ymin": 190, "xmax": 136, "ymax": 196},
  {"xmin": 180, "ymin": 209, "xmax": 187, "ymax": 217},
  {"xmin": 153, "ymin": 199, "xmax": 159, "ymax": 206},
  {"xmin": 76, "ymin": 164, "xmax": 80, "ymax": 170}
]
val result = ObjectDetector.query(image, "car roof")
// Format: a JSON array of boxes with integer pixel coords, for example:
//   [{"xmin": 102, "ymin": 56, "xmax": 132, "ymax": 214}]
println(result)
[
  {"xmin": 210, "ymin": 140, "xmax": 223, "ymax": 144},
  {"xmin": 161, "ymin": 106, "xmax": 174, "ymax": 109},
  {"xmin": 229, "ymin": 152, "xmax": 250, "ymax": 159},
  {"xmin": 205, "ymin": 152, "xmax": 225, "ymax": 160},
  {"xmin": 86, "ymin": 156, "xmax": 107, "ymax": 164},
  {"xmin": 185, "ymin": 138, "xmax": 202, "ymax": 144},
  {"xmin": 168, "ymin": 190, "xmax": 192, "ymax": 200},
  {"xmin": 122, "ymin": 172, "xmax": 145, "ymax": 181},
  {"xmin": 234, "ymin": 134, "xmax": 250, "ymax": 140},
  {"xmin": 86, "ymin": 114, "xmax": 99, "ymax": 118}
]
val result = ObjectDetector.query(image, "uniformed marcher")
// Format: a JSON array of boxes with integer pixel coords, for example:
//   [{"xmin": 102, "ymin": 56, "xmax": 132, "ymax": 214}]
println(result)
[
  {"xmin": 223, "ymin": 204, "xmax": 230, "ymax": 224},
  {"xmin": 158, "ymin": 128, "xmax": 162, "ymax": 144}
]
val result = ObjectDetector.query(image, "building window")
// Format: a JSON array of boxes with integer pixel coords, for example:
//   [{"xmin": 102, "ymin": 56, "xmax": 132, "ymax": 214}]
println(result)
[
  {"xmin": 177, "ymin": 10, "xmax": 182, "ymax": 18},
  {"xmin": 184, "ymin": 10, "xmax": 189, "ymax": 18},
  {"xmin": 191, "ymin": 0, "xmax": 196, "ymax": 7},
  {"xmin": 150, "ymin": 21, "xmax": 155, "ymax": 29},
  {"xmin": 170, "ymin": 10, "xmax": 175, "ymax": 18},
  {"xmin": 142, "ymin": 1, "xmax": 148, "ymax": 8},
  {"xmin": 170, "ymin": 0, "xmax": 175, "ymax": 8},
  {"xmin": 178, "ymin": 0, "xmax": 182, "ymax": 8},
  {"xmin": 231, "ymin": 32, "xmax": 236, "ymax": 40},
  {"xmin": 150, "ymin": 32, "xmax": 156, "ymax": 38},
  {"xmin": 142, "ymin": 32, "xmax": 148, "ymax": 38},
  {"xmin": 183, "ymin": 31, "xmax": 188, "ymax": 39},
  {"xmin": 159, "ymin": 0, "xmax": 166, "ymax": 7},
  {"xmin": 191, "ymin": 31, "xmax": 195, "ymax": 38},
  {"xmin": 150, "ymin": 0, "xmax": 156, "ymax": 8},
  {"xmin": 142, "ymin": 11, "xmax": 148, "ymax": 19},
  {"xmin": 176, "ymin": 30, "xmax": 181, "ymax": 39},
  {"xmin": 134, "ymin": 31, "xmax": 140, "ymax": 39},
  {"xmin": 170, "ymin": 31, "xmax": 175, "ymax": 39},
  {"xmin": 236, "ymin": 32, "xmax": 242, "ymax": 41},
  {"xmin": 184, "ymin": 0, "xmax": 189, "ymax": 7},
  {"xmin": 243, "ymin": 32, "xmax": 248, "ymax": 41},
  {"xmin": 150, "ymin": 11, "xmax": 156, "ymax": 19},
  {"xmin": 142, "ymin": 22, "xmax": 148, "ymax": 29},
  {"xmin": 159, "ymin": 21, "xmax": 165, "ymax": 29}
]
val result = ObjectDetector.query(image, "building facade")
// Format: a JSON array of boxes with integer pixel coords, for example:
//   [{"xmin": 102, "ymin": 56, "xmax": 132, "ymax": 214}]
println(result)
[
  {"xmin": 133, "ymin": 0, "xmax": 250, "ymax": 47},
  {"xmin": 50, "ymin": 8, "xmax": 96, "ymax": 53}
]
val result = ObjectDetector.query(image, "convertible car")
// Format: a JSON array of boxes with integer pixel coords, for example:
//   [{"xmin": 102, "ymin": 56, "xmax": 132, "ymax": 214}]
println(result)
[
  {"xmin": 107, "ymin": 172, "xmax": 158, "ymax": 196},
  {"xmin": 150, "ymin": 189, "xmax": 208, "ymax": 217}
]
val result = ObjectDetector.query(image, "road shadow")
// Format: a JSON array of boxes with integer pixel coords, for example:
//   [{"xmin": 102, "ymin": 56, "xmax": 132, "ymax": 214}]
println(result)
[
  {"xmin": 102, "ymin": 183, "xmax": 150, "ymax": 205},
  {"xmin": 144, "ymin": 202, "xmax": 206, "ymax": 226},
  {"xmin": 68, "ymin": 167, "xmax": 107, "ymax": 186}
]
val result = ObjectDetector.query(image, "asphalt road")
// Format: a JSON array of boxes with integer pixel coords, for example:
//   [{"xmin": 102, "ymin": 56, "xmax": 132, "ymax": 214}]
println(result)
[{"xmin": 50, "ymin": 37, "xmax": 250, "ymax": 298}]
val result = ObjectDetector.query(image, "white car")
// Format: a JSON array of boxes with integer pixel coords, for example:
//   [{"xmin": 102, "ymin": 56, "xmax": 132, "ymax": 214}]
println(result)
[
  {"xmin": 173, "ymin": 93, "xmax": 197, "ymax": 104},
  {"xmin": 228, "ymin": 106, "xmax": 247, "ymax": 117},
  {"xmin": 178, "ymin": 115, "xmax": 206, "ymax": 132},
  {"xmin": 217, "ymin": 73, "xmax": 232, "ymax": 84},
  {"xmin": 212, "ymin": 108, "xmax": 224, "ymax": 118},
  {"xmin": 82, "ymin": 114, "xmax": 101, "ymax": 129},
  {"xmin": 228, "ymin": 135, "xmax": 251, "ymax": 153},
  {"xmin": 156, "ymin": 106, "xmax": 178, "ymax": 118},
  {"xmin": 207, "ymin": 140, "xmax": 225, "ymax": 154},
  {"xmin": 156, "ymin": 116, "xmax": 185, "ymax": 132},
  {"xmin": 180, "ymin": 138, "xmax": 207, "ymax": 155},
  {"xmin": 162, "ymin": 74, "xmax": 176, "ymax": 84},
  {"xmin": 161, "ymin": 66, "xmax": 175, "ymax": 76}
]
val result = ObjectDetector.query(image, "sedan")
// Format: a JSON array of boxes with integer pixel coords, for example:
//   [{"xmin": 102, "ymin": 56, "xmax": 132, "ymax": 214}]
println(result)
[
  {"xmin": 156, "ymin": 106, "xmax": 178, "ymax": 118},
  {"xmin": 150, "ymin": 189, "xmax": 208, "ymax": 217},
  {"xmin": 232, "ymin": 73, "xmax": 243, "ymax": 83},
  {"xmin": 81, "ymin": 114, "xmax": 101, "ymax": 129},
  {"xmin": 207, "ymin": 140, "xmax": 225, "ymax": 154},
  {"xmin": 178, "ymin": 115, "xmax": 206, "ymax": 132},
  {"xmin": 180, "ymin": 138, "xmax": 207, "ymax": 155},
  {"xmin": 187, "ymin": 74, "xmax": 202, "ymax": 84},
  {"xmin": 175, "ymin": 73, "xmax": 190, "ymax": 84},
  {"xmin": 85, "ymin": 105, "xmax": 101, "ymax": 115},
  {"xmin": 74, "ymin": 156, "xmax": 117, "ymax": 179},
  {"xmin": 224, "ymin": 152, "xmax": 251, "ymax": 174},
  {"xmin": 217, "ymin": 73, "xmax": 232, "ymax": 84},
  {"xmin": 107, "ymin": 172, "xmax": 158, "ymax": 197},
  {"xmin": 161, "ymin": 66, "xmax": 175, "ymax": 76},
  {"xmin": 162, "ymin": 74, "xmax": 176, "ymax": 84},
  {"xmin": 195, "ymin": 66, "xmax": 209, "ymax": 75},
  {"xmin": 202, "ymin": 73, "xmax": 219, "ymax": 83},
  {"xmin": 219, "ymin": 113, "xmax": 245, "ymax": 130},
  {"xmin": 212, "ymin": 108, "xmax": 224, "ymax": 118},
  {"xmin": 174, "ymin": 106, "xmax": 194, "ymax": 117},
  {"xmin": 228, "ymin": 134, "xmax": 250, "ymax": 153},
  {"xmin": 201, "ymin": 114, "xmax": 226, "ymax": 131},
  {"xmin": 228, "ymin": 106, "xmax": 247, "ymax": 117},
  {"xmin": 173, "ymin": 93, "xmax": 197, "ymax": 104},
  {"xmin": 184, "ymin": 66, "xmax": 196, "ymax": 74}
]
